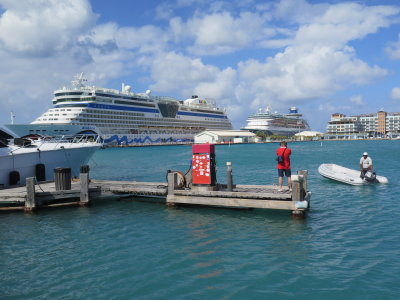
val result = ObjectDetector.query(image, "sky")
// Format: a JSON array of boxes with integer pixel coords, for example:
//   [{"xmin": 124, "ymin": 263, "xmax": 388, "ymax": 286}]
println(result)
[{"xmin": 2, "ymin": 0, "xmax": 400, "ymax": 132}]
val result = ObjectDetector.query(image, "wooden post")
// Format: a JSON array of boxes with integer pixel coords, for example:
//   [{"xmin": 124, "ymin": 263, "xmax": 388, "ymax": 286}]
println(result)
[
  {"xmin": 226, "ymin": 162, "xmax": 233, "ymax": 192},
  {"xmin": 166, "ymin": 172, "xmax": 177, "ymax": 207},
  {"xmin": 291, "ymin": 174, "xmax": 306, "ymax": 219},
  {"xmin": 79, "ymin": 173, "xmax": 90, "ymax": 206},
  {"xmin": 185, "ymin": 169, "xmax": 192, "ymax": 188},
  {"xmin": 291, "ymin": 175, "xmax": 304, "ymax": 202},
  {"xmin": 297, "ymin": 170, "xmax": 308, "ymax": 192},
  {"xmin": 25, "ymin": 177, "xmax": 36, "ymax": 213}
]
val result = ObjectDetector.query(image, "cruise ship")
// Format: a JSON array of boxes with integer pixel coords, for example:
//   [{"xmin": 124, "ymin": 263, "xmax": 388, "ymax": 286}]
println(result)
[
  {"xmin": 6, "ymin": 74, "xmax": 232, "ymax": 145},
  {"xmin": 242, "ymin": 105, "xmax": 310, "ymax": 136}
]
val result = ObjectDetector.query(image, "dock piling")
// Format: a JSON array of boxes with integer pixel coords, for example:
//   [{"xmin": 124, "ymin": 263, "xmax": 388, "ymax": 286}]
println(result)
[
  {"xmin": 167, "ymin": 172, "xmax": 177, "ymax": 207},
  {"xmin": 79, "ymin": 173, "xmax": 90, "ymax": 206},
  {"xmin": 226, "ymin": 162, "xmax": 233, "ymax": 192},
  {"xmin": 297, "ymin": 170, "xmax": 308, "ymax": 192},
  {"xmin": 25, "ymin": 177, "xmax": 36, "ymax": 213},
  {"xmin": 291, "ymin": 173, "xmax": 307, "ymax": 219}
]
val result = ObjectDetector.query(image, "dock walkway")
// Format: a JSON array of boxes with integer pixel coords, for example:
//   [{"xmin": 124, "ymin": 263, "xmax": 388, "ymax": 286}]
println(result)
[{"xmin": 0, "ymin": 171, "xmax": 310, "ymax": 218}]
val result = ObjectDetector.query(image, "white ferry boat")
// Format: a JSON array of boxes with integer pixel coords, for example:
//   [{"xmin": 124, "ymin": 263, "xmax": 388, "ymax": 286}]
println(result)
[
  {"xmin": 6, "ymin": 74, "xmax": 232, "ymax": 145},
  {"xmin": 242, "ymin": 105, "xmax": 310, "ymax": 136},
  {"xmin": 0, "ymin": 128, "xmax": 101, "ymax": 188}
]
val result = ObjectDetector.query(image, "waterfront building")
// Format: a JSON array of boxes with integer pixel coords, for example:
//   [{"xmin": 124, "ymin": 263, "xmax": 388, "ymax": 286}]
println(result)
[
  {"xmin": 194, "ymin": 130, "xmax": 256, "ymax": 144},
  {"xmin": 294, "ymin": 131, "xmax": 324, "ymax": 141},
  {"xmin": 325, "ymin": 110, "xmax": 400, "ymax": 139}
]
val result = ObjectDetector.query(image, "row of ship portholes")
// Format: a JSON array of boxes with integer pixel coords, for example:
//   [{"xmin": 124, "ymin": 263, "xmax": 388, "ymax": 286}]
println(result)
[{"xmin": 8, "ymin": 163, "xmax": 46, "ymax": 186}]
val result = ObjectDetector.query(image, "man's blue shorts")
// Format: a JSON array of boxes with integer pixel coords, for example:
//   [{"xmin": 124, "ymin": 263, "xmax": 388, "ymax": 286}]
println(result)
[{"xmin": 278, "ymin": 169, "xmax": 291, "ymax": 177}]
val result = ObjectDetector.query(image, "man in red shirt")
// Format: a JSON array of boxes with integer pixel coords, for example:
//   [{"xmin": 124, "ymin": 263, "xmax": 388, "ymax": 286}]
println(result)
[{"xmin": 276, "ymin": 141, "xmax": 292, "ymax": 192}]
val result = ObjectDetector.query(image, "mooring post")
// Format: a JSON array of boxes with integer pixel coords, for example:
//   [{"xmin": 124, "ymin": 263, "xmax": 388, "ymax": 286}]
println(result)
[
  {"xmin": 226, "ymin": 162, "xmax": 233, "ymax": 192},
  {"xmin": 291, "ymin": 174, "xmax": 306, "ymax": 219},
  {"xmin": 297, "ymin": 170, "xmax": 308, "ymax": 192},
  {"xmin": 25, "ymin": 177, "xmax": 36, "ymax": 213},
  {"xmin": 79, "ymin": 173, "xmax": 90, "ymax": 206},
  {"xmin": 166, "ymin": 172, "xmax": 177, "ymax": 206},
  {"xmin": 291, "ymin": 175, "xmax": 304, "ymax": 202}
]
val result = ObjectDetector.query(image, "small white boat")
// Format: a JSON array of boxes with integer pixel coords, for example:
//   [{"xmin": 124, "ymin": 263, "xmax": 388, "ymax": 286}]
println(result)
[
  {"xmin": 1, "ymin": 129, "xmax": 101, "ymax": 188},
  {"xmin": 318, "ymin": 163, "xmax": 388, "ymax": 185}
]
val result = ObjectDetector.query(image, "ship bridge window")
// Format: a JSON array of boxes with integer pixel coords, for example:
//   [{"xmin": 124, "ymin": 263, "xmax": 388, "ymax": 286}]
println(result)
[
  {"xmin": 53, "ymin": 97, "xmax": 94, "ymax": 104},
  {"xmin": 54, "ymin": 104, "xmax": 88, "ymax": 108},
  {"xmin": 96, "ymin": 93, "xmax": 119, "ymax": 98},
  {"xmin": 114, "ymin": 100, "xmax": 156, "ymax": 107},
  {"xmin": 54, "ymin": 92, "xmax": 84, "ymax": 97}
]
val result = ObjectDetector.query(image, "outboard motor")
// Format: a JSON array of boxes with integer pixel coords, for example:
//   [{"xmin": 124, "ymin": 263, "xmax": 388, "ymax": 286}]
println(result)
[{"xmin": 364, "ymin": 171, "xmax": 377, "ymax": 183}]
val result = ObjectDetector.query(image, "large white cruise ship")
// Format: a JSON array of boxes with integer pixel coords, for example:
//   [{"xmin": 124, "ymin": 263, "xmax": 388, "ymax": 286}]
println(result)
[
  {"xmin": 6, "ymin": 74, "xmax": 232, "ymax": 145},
  {"xmin": 242, "ymin": 105, "xmax": 310, "ymax": 136}
]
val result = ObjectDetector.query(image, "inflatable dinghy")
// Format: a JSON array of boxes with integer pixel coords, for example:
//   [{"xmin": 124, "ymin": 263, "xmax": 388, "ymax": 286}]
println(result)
[{"xmin": 318, "ymin": 164, "xmax": 388, "ymax": 186}]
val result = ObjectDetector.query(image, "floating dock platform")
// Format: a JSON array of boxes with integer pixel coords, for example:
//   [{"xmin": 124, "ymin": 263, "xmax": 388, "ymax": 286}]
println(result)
[
  {"xmin": 166, "ymin": 170, "xmax": 310, "ymax": 218},
  {"xmin": 0, "ymin": 170, "xmax": 310, "ymax": 218}
]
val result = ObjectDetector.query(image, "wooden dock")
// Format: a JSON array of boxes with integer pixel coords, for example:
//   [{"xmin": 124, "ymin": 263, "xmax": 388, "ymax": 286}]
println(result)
[
  {"xmin": 0, "ymin": 176, "xmax": 167, "ymax": 212},
  {"xmin": 166, "ymin": 171, "xmax": 310, "ymax": 218},
  {"xmin": 0, "ymin": 171, "xmax": 310, "ymax": 218}
]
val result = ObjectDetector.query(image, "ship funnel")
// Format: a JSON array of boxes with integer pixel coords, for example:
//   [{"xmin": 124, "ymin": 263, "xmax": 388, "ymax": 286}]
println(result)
[{"xmin": 289, "ymin": 107, "xmax": 298, "ymax": 114}]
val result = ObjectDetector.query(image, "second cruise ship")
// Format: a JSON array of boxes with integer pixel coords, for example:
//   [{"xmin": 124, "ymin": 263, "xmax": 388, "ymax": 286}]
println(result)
[
  {"xmin": 7, "ymin": 74, "xmax": 232, "ymax": 145},
  {"xmin": 242, "ymin": 105, "xmax": 310, "ymax": 136}
]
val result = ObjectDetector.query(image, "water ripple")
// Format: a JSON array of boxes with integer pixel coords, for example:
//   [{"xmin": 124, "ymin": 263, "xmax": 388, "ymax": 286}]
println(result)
[{"xmin": 1, "ymin": 141, "xmax": 400, "ymax": 299}]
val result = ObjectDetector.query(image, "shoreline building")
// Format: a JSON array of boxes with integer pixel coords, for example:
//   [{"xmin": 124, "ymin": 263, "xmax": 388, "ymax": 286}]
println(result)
[
  {"xmin": 325, "ymin": 110, "xmax": 400, "ymax": 139},
  {"xmin": 194, "ymin": 130, "xmax": 256, "ymax": 144}
]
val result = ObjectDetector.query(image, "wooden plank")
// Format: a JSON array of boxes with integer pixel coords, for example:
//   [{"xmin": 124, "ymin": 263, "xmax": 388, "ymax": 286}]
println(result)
[
  {"xmin": 173, "ymin": 189, "xmax": 291, "ymax": 200},
  {"xmin": 235, "ymin": 184, "xmax": 277, "ymax": 189},
  {"xmin": 91, "ymin": 180, "xmax": 165, "ymax": 186},
  {"xmin": 106, "ymin": 186, "xmax": 166, "ymax": 193},
  {"xmin": 0, "ymin": 198, "xmax": 25, "ymax": 203},
  {"xmin": 0, "ymin": 195, "xmax": 27, "ymax": 201},
  {"xmin": 167, "ymin": 195, "xmax": 301, "ymax": 210},
  {"xmin": 0, "ymin": 206, "xmax": 25, "ymax": 211},
  {"xmin": 36, "ymin": 188, "xmax": 100, "ymax": 202},
  {"xmin": 45, "ymin": 202, "xmax": 81, "ymax": 208}
]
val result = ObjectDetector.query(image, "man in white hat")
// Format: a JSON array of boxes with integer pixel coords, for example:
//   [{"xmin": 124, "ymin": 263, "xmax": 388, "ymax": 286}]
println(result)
[{"xmin": 360, "ymin": 152, "xmax": 373, "ymax": 179}]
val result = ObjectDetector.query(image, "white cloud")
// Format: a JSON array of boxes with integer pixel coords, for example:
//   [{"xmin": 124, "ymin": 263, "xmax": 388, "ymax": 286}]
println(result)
[
  {"xmin": 0, "ymin": 0, "xmax": 96, "ymax": 56},
  {"xmin": 1, "ymin": 0, "xmax": 399, "ymax": 132},
  {"xmin": 390, "ymin": 87, "xmax": 400, "ymax": 100},
  {"xmin": 146, "ymin": 51, "xmax": 220, "ymax": 96},
  {"xmin": 0, "ymin": 0, "xmax": 120, "ymax": 123},
  {"xmin": 193, "ymin": 67, "xmax": 238, "ymax": 104},
  {"xmin": 171, "ymin": 11, "xmax": 275, "ymax": 55},
  {"xmin": 236, "ymin": 45, "xmax": 386, "ymax": 110},
  {"xmin": 79, "ymin": 22, "xmax": 169, "ymax": 54},
  {"xmin": 318, "ymin": 102, "xmax": 352, "ymax": 114},
  {"xmin": 293, "ymin": 2, "xmax": 399, "ymax": 49},
  {"xmin": 385, "ymin": 34, "xmax": 400, "ymax": 60},
  {"xmin": 274, "ymin": 0, "xmax": 328, "ymax": 24},
  {"xmin": 350, "ymin": 95, "xmax": 365, "ymax": 105}
]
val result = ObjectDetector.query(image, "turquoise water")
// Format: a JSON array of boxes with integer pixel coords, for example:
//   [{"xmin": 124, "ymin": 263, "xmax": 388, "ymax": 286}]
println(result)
[{"xmin": 1, "ymin": 140, "xmax": 400, "ymax": 299}]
